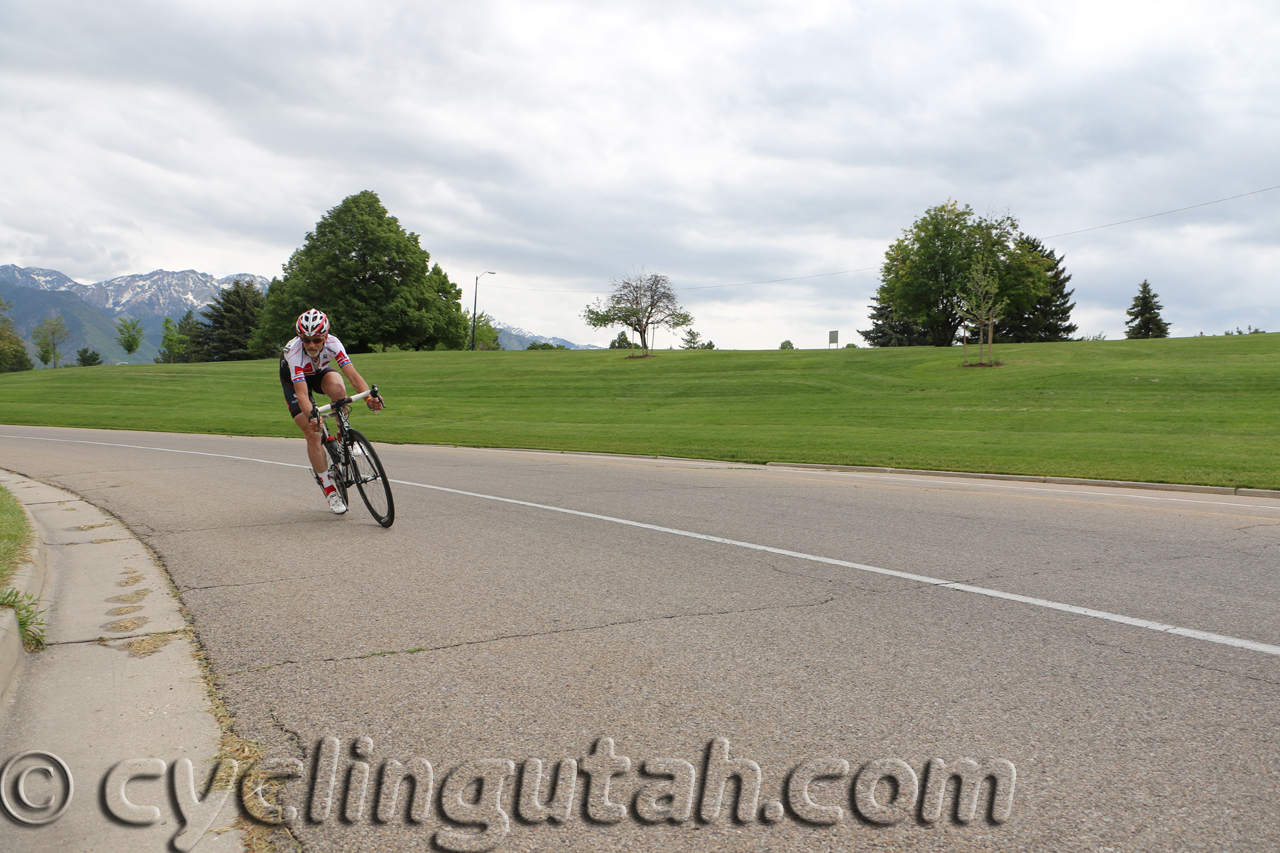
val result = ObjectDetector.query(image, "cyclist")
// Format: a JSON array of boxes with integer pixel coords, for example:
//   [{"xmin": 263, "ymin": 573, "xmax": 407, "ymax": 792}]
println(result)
[{"xmin": 280, "ymin": 309, "xmax": 384, "ymax": 514}]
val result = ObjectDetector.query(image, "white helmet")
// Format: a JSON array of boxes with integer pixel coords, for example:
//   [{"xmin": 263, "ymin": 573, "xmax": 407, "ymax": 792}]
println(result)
[{"xmin": 296, "ymin": 309, "xmax": 329, "ymax": 338}]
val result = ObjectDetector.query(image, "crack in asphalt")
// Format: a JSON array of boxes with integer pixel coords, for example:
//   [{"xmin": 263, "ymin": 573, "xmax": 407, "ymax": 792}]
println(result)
[
  {"xmin": 763, "ymin": 560, "xmax": 884, "ymax": 594},
  {"xmin": 226, "ymin": 594, "xmax": 839, "ymax": 676},
  {"xmin": 182, "ymin": 573, "xmax": 341, "ymax": 593},
  {"xmin": 268, "ymin": 707, "xmax": 306, "ymax": 757},
  {"xmin": 1074, "ymin": 630, "xmax": 1280, "ymax": 687}
]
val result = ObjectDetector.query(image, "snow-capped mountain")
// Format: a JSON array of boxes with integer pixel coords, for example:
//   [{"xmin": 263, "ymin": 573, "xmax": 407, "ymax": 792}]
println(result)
[
  {"xmin": 0, "ymin": 264, "xmax": 268, "ymax": 319},
  {"xmin": 0, "ymin": 265, "xmax": 81, "ymax": 292},
  {"xmin": 1, "ymin": 263, "xmax": 590, "ymax": 351},
  {"xmin": 492, "ymin": 319, "xmax": 596, "ymax": 350}
]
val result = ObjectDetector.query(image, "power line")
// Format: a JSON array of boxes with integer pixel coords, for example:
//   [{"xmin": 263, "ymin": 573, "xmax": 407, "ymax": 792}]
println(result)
[
  {"xmin": 1045, "ymin": 183, "xmax": 1280, "ymax": 239},
  {"xmin": 679, "ymin": 268, "xmax": 876, "ymax": 291}
]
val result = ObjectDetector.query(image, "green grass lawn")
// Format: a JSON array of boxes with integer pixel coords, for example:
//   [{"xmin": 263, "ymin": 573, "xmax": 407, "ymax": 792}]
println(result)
[
  {"xmin": 2, "ymin": 334, "xmax": 1278, "ymax": 488},
  {"xmin": 0, "ymin": 486, "xmax": 31, "ymax": 589}
]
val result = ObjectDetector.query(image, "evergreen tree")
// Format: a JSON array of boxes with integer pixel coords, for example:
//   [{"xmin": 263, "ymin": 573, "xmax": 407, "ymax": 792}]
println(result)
[
  {"xmin": 177, "ymin": 310, "xmax": 207, "ymax": 362},
  {"xmin": 996, "ymin": 237, "xmax": 1078, "ymax": 342},
  {"xmin": 201, "ymin": 280, "xmax": 266, "ymax": 360},
  {"xmin": 76, "ymin": 348, "xmax": 103, "ymax": 366},
  {"xmin": 680, "ymin": 328, "xmax": 703, "ymax": 349},
  {"xmin": 859, "ymin": 293, "xmax": 933, "ymax": 347},
  {"xmin": 1124, "ymin": 280, "xmax": 1171, "ymax": 339},
  {"xmin": 251, "ymin": 191, "xmax": 467, "ymax": 355},
  {"xmin": 608, "ymin": 331, "xmax": 633, "ymax": 349}
]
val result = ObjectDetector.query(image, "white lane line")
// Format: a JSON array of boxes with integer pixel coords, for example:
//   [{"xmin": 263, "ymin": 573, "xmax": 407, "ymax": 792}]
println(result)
[
  {"xmin": 388, "ymin": 477, "xmax": 1280, "ymax": 658},
  {"xmin": 6, "ymin": 433, "xmax": 1280, "ymax": 658}
]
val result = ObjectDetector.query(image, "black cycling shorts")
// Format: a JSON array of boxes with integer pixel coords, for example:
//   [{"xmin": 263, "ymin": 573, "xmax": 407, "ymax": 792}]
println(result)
[{"xmin": 280, "ymin": 359, "xmax": 339, "ymax": 418}]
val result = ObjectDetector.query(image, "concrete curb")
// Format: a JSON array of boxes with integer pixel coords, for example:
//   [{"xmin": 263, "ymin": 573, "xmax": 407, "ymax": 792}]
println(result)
[{"xmin": 763, "ymin": 462, "xmax": 1280, "ymax": 499}]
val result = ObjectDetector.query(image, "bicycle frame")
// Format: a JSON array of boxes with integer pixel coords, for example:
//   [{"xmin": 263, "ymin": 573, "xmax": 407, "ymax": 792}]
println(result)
[
  {"xmin": 310, "ymin": 385, "xmax": 395, "ymax": 526},
  {"xmin": 314, "ymin": 388, "xmax": 376, "ymax": 473}
]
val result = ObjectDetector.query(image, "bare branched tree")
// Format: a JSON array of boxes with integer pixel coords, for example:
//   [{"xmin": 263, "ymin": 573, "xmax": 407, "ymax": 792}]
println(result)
[{"xmin": 583, "ymin": 270, "xmax": 692, "ymax": 353}]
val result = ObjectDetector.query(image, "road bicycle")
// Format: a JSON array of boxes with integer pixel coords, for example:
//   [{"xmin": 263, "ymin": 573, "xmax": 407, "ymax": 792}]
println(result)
[{"xmin": 311, "ymin": 387, "xmax": 395, "ymax": 527}]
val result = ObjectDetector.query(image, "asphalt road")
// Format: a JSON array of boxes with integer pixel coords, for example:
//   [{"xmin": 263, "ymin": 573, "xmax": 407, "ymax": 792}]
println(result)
[{"xmin": 2, "ymin": 424, "xmax": 1278, "ymax": 852}]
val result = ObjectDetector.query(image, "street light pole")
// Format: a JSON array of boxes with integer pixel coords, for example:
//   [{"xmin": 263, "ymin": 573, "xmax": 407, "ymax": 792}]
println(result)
[{"xmin": 470, "ymin": 271, "xmax": 496, "ymax": 351}]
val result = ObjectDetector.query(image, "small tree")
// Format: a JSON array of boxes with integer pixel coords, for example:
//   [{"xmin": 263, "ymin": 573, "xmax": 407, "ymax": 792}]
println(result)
[
  {"xmin": 463, "ymin": 311, "xmax": 501, "ymax": 350},
  {"xmin": 76, "ymin": 348, "xmax": 103, "ymax": 366},
  {"xmin": 32, "ymin": 316, "xmax": 71, "ymax": 368},
  {"xmin": 115, "ymin": 317, "xmax": 145, "ymax": 361},
  {"xmin": 0, "ymin": 297, "xmax": 34, "ymax": 372},
  {"xmin": 583, "ymin": 270, "xmax": 691, "ymax": 353},
  {"xmin": 680, "ymin": 328, "xmax": 703, "ymax": 349},
  {"xmin": 1124, "ymin": 281, "xmax": 1170, "ymax": 339},
  {"xmin": 957, "ymin": 259, "xmax": 1008, "ymax": 366},
  {"xmin": 779, "ymin": 340, "xmax": 795, "ymax": 350},
  {"xmin": 154, "ymin": 317, "xmax": 189, "ymax": 363},
  {"xmin": 608, "ymin": 331, "xmax": 633, "ymax": 350}
]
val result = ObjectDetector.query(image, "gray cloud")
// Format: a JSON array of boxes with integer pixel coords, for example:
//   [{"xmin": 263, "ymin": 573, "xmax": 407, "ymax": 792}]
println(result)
[{"xmin": 1, "ymin": 0, "xmax": 1277, "ymax": 346}]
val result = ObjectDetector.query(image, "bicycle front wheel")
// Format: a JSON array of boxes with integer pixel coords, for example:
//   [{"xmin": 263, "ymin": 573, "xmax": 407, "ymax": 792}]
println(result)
[
  {"xmin": 348, "ymin": 429, "xmax": 394, "ymax": 527},
  {"xmin": 324, "ymin": 438, "xmax": 348, "ymax": 504}
]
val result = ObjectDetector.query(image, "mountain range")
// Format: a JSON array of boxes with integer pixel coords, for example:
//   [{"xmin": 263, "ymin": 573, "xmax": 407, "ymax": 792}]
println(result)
[{"xmin": 0, "ymin": 264, "xmax": 594, "ymax": 363}]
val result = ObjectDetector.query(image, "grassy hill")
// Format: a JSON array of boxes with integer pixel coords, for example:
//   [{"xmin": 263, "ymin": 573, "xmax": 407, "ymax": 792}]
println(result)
[{"xmin": 1, "ymin": 334, "xmax": 1277, "ymax": 488}]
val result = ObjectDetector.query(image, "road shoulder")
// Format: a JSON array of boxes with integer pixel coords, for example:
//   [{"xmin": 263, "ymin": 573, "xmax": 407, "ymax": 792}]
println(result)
[{"xmin": 0, "ymin": 469, "xmax": 244, "ymax": 853}]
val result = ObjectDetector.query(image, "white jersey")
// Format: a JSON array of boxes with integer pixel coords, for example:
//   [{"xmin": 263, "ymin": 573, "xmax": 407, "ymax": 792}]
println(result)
[{"xmin": 282, "ymin": 334, "xmax": 352, "ymax": 385}]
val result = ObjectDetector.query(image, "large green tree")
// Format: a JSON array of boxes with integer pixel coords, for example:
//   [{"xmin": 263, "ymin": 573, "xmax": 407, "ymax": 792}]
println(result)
[
  {"xmin": 1124, "ymin": 280, "xmax": 1171, "ymax": 339},
  {"xmin": 876, "ymin": 201, "xmax": 1049, "ymax": 346},
  {"xmin": 0, "ymin": 297, "xmax": 34, "ymax": 372},
  {"xmin": 201, "ymin": 280, "xmax": 266, "ymax": 360},
  {"xmin": 251, "ymin": 191, "xmax": 467, "ymax": 355}
]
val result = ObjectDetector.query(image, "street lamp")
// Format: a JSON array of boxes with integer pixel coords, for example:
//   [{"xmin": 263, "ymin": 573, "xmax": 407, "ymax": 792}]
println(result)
[{"xmin": 470, "ymin": 271, "xmax": 496, "ymax": 351}]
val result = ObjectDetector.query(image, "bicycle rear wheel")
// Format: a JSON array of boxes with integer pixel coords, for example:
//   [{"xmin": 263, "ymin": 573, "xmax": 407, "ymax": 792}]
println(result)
[{"xmin": 348, "ymin": 429, "xmax": 394, "ymax": 527}]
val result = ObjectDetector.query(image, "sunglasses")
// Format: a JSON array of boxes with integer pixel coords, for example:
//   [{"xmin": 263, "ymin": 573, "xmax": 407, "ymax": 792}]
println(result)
[{"xmin": 301, "ymin": 335, "xmax": 326, "ymax": 344}]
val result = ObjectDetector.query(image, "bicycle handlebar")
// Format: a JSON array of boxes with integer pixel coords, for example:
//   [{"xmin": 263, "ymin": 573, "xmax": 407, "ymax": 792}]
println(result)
[{"xmin": 315, "ymin": 386, "xmax": 381, "ymax": 417}]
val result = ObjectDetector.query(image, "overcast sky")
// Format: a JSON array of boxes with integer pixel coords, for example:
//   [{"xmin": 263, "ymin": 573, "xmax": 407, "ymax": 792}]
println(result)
[{"xmin": 2, "ymin": 0, "xmax": 1277, "ymax": 347}]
